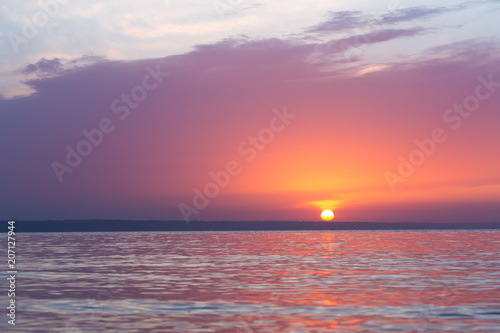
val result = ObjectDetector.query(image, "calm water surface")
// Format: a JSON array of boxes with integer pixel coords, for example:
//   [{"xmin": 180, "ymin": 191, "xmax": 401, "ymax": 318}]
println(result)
[{"xmin": 1, "ymin": 230, "xmax": 500, "ymax": 332}]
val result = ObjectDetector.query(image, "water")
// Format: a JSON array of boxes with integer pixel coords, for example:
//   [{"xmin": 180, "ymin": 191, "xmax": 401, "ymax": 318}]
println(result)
[{"xmin": 2, "ymin": 230, "xmax": 500, "ymax": 332}]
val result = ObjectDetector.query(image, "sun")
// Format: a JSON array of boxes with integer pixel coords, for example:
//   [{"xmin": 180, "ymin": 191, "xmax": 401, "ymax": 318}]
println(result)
[{"xmin": 321, "ymin": 210, "xmax": 334, "ymax": 221}]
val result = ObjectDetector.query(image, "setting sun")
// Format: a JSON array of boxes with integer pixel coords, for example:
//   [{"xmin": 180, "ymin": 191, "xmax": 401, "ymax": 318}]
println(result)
[{"xmin": 321, "ymin": 210, "xmax": 334, "ymax": 221}]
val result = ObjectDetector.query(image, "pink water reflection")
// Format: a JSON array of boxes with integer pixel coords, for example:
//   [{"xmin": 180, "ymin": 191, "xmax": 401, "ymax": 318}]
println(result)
[{"xmin": 8, "ymin": 230, "xmax": 500, "ymax": 332}]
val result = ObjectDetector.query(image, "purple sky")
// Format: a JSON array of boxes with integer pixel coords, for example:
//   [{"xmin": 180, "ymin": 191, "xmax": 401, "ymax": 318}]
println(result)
[{"xmin": 1, "ymin": 0, "xmax": 500, "ymax": 222}]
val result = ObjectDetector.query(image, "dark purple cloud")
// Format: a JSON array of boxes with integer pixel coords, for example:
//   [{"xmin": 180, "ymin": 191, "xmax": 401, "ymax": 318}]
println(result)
[
  {"xmin": 22, "ymin": 58, "xmax": 64, "ymax": 74},
  {"xmin": 319, "ymin": 28, "xmax": 425, "ymax": 57},
  {"xmin": 1, "ymin": 35, "xmax": 499, "ymax": 221},
  {"xmin": 20, "ymin": 55, "xmax": 107, "ymax": 77},
  {"xmin": 380, "ymin": 6, "xmax": 456, "ymax": 25},
  {"xmin": 308, "ymin": 5, "xmax": 467, "ymax": 34},
  {"xmin": 307, "ymin": 11, "xmax": 364, "ymax": 33}
]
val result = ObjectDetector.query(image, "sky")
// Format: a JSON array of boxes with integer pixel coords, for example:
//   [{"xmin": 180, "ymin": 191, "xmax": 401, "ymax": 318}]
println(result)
[{"xmin": 1, "ymin": 0, "xmax": 499, "ymax": 222}]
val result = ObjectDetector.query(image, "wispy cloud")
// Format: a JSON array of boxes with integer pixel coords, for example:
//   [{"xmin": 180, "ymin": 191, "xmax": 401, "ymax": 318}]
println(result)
[{"xmin": 307, "ymin": 10, "xmax": 364, "ymax": 33}]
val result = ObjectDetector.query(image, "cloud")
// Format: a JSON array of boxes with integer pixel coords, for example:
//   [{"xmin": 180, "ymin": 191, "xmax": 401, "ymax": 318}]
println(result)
[
  {"xmin": 307, "ymin": 10, "xmax": 364, "ymax": 33},
  {"xmin": 22, "ymin": 58, "xmax": 64, "ymax": 74},
  {"xmin": 1, "ymin": 34, "xmax": 499, "ymax": 221},
  {"xmin": 308, "ymin": 5, "xmax": 465, "ymax": 34},
  {"xmin": 380, "ymin": 6, "xmax": 456, "ymax": 25},
  {"xmin": 21, "ymin": 55, "xmax": 106, "ymax": 76},
  {"xmin": 319, "ymin": 27, "xmax": 426, "ymax": 55}
]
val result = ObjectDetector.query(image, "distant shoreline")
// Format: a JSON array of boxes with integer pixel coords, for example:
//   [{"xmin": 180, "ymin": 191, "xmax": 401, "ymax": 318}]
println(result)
[{"xmin": 6, "ymin": 220, "xmax": 500, "ymax": 232}]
